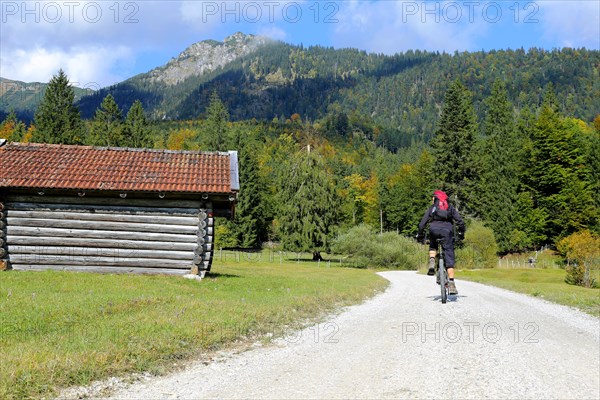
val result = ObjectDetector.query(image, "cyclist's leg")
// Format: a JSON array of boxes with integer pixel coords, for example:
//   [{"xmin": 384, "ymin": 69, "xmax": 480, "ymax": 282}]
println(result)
[
  {"xmin": 427, "ymin": 229, "xmax": 439, "ymax": 275},
  {"xmin": 441, "ymin": 229, "xmax": 455, "ymax": 278},
  {"xmin": 428, "ymin": 228, "xmax": 438, "ymax": 258}
]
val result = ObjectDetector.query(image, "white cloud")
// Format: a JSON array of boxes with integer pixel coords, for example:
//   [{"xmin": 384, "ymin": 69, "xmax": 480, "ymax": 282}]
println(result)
[
  {"xmin": 0, "ymin": 1, "xmax": 221, "ymax": 86},
  {"xmin": 538, "ymin": 1, "xmax": 600, "ymax": 48},
  {"xmin": 1, "ymin": 46, "xmax": 133, "ymax": 87},
  {"xmin": 331, "ymin": 1, "xmax": 488, "ymax": 54},
  {"xmin": 256, "ymin": 26, "xmax": 287, "ymax": 41},
  {"xmin": 2, "ymin": 0, "xmax": 596, "ymax": 89}
]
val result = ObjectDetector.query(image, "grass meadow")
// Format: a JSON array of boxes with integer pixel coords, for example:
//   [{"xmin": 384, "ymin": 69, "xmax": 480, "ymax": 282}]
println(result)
[
  {"xmin": 2, "ymin": 248, "xmax": 598, "ymax": 399},
  {"xmin": 458, "ymin": 268, "xmax": 600, "ymax": 317},
  {"xmin": 0, "ymin": 253, "xmax": 388, "ymax": 399}
]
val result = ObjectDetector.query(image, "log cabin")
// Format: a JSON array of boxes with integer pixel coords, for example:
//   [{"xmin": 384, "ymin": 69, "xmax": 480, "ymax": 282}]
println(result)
[{"xmin": 0, "ymin": 140, "xmax": 239, "ymax": 277}]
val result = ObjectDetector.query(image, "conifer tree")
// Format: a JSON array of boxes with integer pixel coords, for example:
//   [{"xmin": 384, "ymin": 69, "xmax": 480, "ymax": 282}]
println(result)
[
  {"xmin": 277, "ymin": 146, "xmax": 338, "ymax": 260},
  {"xmin": 230, "ymin": 139, "xmax": 266, "ymax": 248},
  {"xmin": 123, "ymin": 100, "xmax": 152, "ymax": 148},
  {"xmin": 203, "ymin": 91, "xmax": 230, "ymax": 151},
  {"xmin": 527, "ymin": 85, "xmax": 594, "ymax": 241},
  {"xmin": 87, "ymin": 94, "xmax": 124, "ymax": 147},
  {"xmin": 476, "ymin": 80, "xmax": 522, "ymax": 251},
  {"xmin": 430, "ymin": 79, "xmax": 478, "ymax": 211},
  {"xmin": 509, "ymin": 106, "xmax": 547, "ymax": 250},
  {"xmin": 588, "ymin": 117, "xmax": 600, "ymax": 233},
  {"xmin": 32, "ymin": 69, "xmax": 83, "ymax": 144}
]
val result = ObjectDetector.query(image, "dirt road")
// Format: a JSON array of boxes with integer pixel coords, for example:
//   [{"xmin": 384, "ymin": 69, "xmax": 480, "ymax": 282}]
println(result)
[{"xmin": 105, "ymin": 271, "xmax": 600, "ymax": 399}]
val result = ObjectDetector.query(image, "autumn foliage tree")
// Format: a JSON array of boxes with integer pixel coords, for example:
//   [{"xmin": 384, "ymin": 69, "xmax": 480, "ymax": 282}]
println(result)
[
  {"xmin": 558, "ymin": 230, "xmax": 600, "ymax": 288},
  {"xmin": 0, "ymin": 110, "xmax": 26, "ymax": 141}
]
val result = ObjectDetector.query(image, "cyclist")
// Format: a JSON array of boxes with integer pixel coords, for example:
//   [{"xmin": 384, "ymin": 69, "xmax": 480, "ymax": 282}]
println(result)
[{"xmin": 416, "ymin": 190, "xmax": 465, "ymax": 295}]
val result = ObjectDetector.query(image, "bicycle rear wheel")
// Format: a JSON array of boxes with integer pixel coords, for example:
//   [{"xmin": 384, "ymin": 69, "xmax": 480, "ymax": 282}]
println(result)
[{"xmin": 439, "ymin": 259, "xmax": 448, "ymax": 304}]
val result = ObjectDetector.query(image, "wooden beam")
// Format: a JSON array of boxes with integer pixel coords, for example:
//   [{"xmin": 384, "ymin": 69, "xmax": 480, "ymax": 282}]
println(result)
[
  {"xmin": 6, "ymin": 210, "xmax": 199, "ymax": 226},
  {"xmin": 6, "ymin": 236, "xmax": 198, "ymax": 252},
  {"xmin": 8, "ymin": 246, "xmax": 195, "ymax": 261},
  {"xmin": 9, "ymin": 254, "xmax": 193, "ymax": 268},
  {"xmin": 7, "ymin": 226, "xmax": 198, "ymax": 243},
  {"xmin": 11, "ymin": 264, "xmax": 190, "ymax": 275},
  {"xmin": 7, "ymin": 201, "xmax": 203, "ymax": 216},
  {"xmin": 6, "ymin": 196, "xmax": 206, "ymax": 209},
  {"xmin": 6, "ymin": 217, "xmax": 199, "ymax": 234}
]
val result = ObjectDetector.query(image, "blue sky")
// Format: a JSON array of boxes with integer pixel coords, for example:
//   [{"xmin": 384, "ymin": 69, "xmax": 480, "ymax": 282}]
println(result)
[{"xmin": 1, "ymin": 1, "xmax": 599, "ymax": 88}]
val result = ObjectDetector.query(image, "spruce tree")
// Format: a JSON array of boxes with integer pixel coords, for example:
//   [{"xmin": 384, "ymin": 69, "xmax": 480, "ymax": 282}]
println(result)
[
  {"xmin": 510, "ymin": 106, "xmax": 547, "ymax": 249},
  {"xmin": 277, "ymin": 146, "xmax": 338, "ymax": 260},
  {"xmin": 123, "ymin": 100, "xmax": 152, "ymax": 148},
  {"xmin": 588, "ymin": 118, "xmax": 600, "ymax": 233},
  {"xmin": 203, "ymin": 91, "xmax": 230, "ymax": 151},
  {"xmin": 527, "ymin": 85, "xmax": 594, "ymax": 241},
  {"xmin": 32, "ymin": 69, "xmax": 83, "ymax": 144},
  {"xmin": 430, "ymin": 79, "xmax": 478, "ymax": 212},
  {"xmin": 231, "ymin": 139, "xmax": 266, "ymax": 248},
  {"xmin": 87, "ymin": 94, "xmax": 124, "ymax": 147},
  {"xmin": 477, "ymin": 80, "xmax": 522, "ymax": 252}
]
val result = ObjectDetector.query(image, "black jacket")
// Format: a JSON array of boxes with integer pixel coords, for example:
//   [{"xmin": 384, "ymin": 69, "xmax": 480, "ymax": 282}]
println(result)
[{"xmin": 418, "ymin": 204, "xmax": 465, "ymax": 236}]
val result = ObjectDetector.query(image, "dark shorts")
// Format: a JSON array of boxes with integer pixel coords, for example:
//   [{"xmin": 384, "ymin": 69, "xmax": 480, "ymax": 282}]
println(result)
[{"xmin": 429, "ymin": 227, "xmax": 455, "ymax": 268}]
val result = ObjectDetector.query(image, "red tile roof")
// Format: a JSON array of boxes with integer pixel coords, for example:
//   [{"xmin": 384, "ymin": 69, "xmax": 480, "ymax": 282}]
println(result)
[{"xmin": 0, "ymin": 142, "xmax": 236, "ymax": 194}]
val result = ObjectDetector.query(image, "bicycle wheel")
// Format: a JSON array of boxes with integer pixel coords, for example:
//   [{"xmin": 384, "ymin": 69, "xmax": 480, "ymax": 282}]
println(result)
[{"xmin": 439, "ymin": 258, "xmax": 448, "ymax": 304}]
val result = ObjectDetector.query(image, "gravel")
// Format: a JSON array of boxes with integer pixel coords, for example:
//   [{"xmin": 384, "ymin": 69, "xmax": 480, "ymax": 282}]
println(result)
[{"xmin": 79, "ymin": 271, "xmax": 599, "ymax": 399}]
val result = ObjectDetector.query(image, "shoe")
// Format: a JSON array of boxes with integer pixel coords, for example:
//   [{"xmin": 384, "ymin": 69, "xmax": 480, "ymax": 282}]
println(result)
[
  {"xmin": 448, "ymin": 281, "xmax": 458, "ymax": 295},
  {"xmin": 427, "ymin": 258, "xmax": 435, "ymax": 276}
]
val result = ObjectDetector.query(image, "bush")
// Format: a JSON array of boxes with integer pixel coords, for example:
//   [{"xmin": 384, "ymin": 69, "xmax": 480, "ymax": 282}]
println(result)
[
  {"xmin": 557, "ymin": 230, "xmax": 600, "ymax": 288},
  {"xmin": 332, "ymin": 224, "xmax": 421, "ymax": 269},
  {"xmin": 456, "ymin": 220, "xmax": 498, "ymax": 269},
  {"xmin": 214, "ymin": 219, "xmax": 238, "ymax": 249}
]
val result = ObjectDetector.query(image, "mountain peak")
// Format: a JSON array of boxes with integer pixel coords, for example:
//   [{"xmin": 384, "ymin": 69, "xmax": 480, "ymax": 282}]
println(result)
[{"xmin": 149, "ymin": 32, "xmax": 271, "ymax": 86}]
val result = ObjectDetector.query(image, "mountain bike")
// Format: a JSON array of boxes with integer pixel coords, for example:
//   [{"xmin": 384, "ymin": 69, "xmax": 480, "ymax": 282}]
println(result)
[{"xmin": 435, "ymin": 238, "xmax": 449, "ymax": 304}]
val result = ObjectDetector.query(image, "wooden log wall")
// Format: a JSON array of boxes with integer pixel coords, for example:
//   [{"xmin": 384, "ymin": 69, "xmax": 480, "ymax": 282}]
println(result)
[
  {"xmin": 0, "ymin": 201, "xmax": 9, "ymax": 270},
  {"xmin": 3, "ymin": 197, "xmax": 215, "ymax": 275}
]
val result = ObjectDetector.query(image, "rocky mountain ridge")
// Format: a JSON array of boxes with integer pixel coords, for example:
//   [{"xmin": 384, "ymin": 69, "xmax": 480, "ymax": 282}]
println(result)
[{"xmin": 146, "ymin": 32, "xmax": 271, "ymax": 86}]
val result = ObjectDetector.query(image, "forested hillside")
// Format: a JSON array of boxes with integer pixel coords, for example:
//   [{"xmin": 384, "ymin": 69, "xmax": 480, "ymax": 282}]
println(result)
[
  {"xmin": 1, "ymin": 38, "xmax": 598, "ymax": 264},
  {"xmin": 71, "ymin": 36, "xmax": 599, "ymax": 151}
]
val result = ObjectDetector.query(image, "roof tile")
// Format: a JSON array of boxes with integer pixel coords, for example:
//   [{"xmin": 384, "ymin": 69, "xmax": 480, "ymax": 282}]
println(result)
[{"xmin": 0, "ymin": 143, "xmax": 234, "ymax": 194}]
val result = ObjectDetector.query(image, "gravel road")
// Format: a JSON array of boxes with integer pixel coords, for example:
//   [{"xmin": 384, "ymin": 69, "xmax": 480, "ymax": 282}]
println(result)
[{"xmin": 103, "ymin": 271, "xmax": 600, "ymax": 400}]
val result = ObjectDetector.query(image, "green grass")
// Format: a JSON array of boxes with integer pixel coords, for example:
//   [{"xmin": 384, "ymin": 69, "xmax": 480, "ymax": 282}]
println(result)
[
  {"xmin": 458, "ymin": 268, "xmax": 600, "ymax": 317},
  {"xmin": 0, "ymin": 259, "xmax": 387, "ymax": 399}
]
